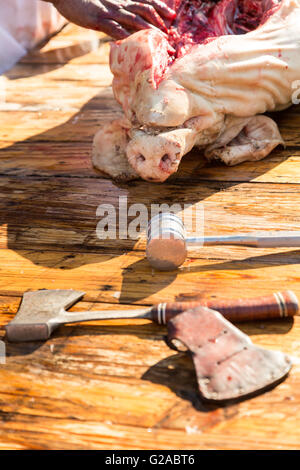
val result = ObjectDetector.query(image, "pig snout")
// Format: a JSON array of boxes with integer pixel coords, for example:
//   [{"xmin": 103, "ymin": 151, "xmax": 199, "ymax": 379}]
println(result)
[
  {"xmin": 127, "ymin": 135, "xmax": 181, "ymax": 182},
  {"xmin": 126, "ymin": 128, "xmax": 198, "ymax": 182}
]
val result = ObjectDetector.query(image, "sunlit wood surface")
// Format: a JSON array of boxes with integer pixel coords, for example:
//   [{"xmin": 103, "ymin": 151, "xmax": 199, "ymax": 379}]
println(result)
[{"xmin": 0, "ymin": 24, "xmax": 299, "ymax": 450}]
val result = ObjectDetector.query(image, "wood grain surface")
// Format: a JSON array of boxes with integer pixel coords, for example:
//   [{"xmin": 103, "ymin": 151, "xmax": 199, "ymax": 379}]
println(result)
[{"xmin": 0, "ymin": 24, "xmax": 300, "ymax": 450}]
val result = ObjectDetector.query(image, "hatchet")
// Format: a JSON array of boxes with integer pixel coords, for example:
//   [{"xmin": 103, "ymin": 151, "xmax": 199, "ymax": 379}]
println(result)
[
  {"xmin": 4, "ymin": 289, "xmax": 298, "ymax": 342},
  {"xmin": 167, "ymin": 305, "xmax": 293, "ymax": 402}
]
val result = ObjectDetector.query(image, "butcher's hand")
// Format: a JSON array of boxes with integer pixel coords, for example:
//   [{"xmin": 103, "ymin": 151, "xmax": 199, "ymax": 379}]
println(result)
[{"xmin": 43, "ymin": 0, "xmax": 175, "ymax": 39}]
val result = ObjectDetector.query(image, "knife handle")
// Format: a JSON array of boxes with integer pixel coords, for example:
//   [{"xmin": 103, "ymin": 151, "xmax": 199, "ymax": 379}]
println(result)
[{"xmin": 151, "ymin": 290, "xmax": 299, "ymax": 325}]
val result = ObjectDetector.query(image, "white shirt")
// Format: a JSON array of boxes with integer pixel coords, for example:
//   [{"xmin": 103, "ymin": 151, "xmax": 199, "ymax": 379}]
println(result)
[{"xmin": 0, "ymin": 0, "xmax": 66, "ymax": 74}]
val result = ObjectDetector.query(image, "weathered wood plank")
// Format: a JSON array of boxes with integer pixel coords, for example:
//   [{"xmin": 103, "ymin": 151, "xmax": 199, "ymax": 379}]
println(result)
[
  {"xmin": 0, "ymin": 141, "xmax": 94, "ymax": 177},
  {"xmin": 20, "ymin": 37, "xmax": 111, "ymax": 67},
  {"xmin": 187, "ymin": 148, "xmax": 300, "ymax": 183},
  {"xmin": 1, "ymin": 141, "xmax": 300, "ymax": 184},
  {"xmin": 0, "ymin": 296, "xmax": 21, "ymax": 316},
  {"xmin": 0, "ymin": 105, "xmax": 120, "ymax": 143},
  {"xmin": 0, "ymin": 248, "xmax": 299, "ymax": 306},
  {"xmin": 0, "ymin": 412, "xmax": 298, "ymax": 450},
  {"xmin": 0, "ymin": 176, "xmax": 300, "ymax": 259},
  {"xmin": 4, "ymin": 62, "xmax": 112, "ymax": 85},
  {"xmin": 20, "ymin": 24, "xmax": 110, "ymax": 66},
  {"xmin": 1, "ymin": 73, "xmax": 113, "ymax": 117}
]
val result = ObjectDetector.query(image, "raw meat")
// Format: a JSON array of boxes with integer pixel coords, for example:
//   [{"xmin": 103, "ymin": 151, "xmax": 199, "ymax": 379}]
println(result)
[
  {"xmin": 167, "ymin": 305, "xmax": 292, "ymax": 402},
  {"xmin": 93, "ymin": 0, "xmax": 300, "ymax": 182}
]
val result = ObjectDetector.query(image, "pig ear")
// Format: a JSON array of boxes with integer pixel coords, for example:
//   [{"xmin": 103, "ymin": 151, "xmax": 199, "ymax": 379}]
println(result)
[
  {"xmin": 205, "ymin": 115, "xmax": 284, "ymax": 166},
  {"xmin": 92, "ymin": 119, "xmax": 139, "ymax": 182}
]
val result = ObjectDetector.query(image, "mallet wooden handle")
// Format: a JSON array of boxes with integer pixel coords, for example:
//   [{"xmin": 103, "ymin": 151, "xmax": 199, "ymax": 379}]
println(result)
[{"xmin": 151, "ymin": 290, "xmax": 299, "ymax": 324}]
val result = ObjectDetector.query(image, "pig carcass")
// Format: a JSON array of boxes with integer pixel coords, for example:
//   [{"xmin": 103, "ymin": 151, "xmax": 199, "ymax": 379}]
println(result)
[{"xmin": 93, "ymin": 0, "xmax": 300, "ymax": 182}]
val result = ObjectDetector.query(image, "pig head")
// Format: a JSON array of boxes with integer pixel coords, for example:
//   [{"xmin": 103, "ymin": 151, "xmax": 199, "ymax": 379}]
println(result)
[{"xmin": 93, "ymin": 0, "xmax": 300, "ymax": 182}]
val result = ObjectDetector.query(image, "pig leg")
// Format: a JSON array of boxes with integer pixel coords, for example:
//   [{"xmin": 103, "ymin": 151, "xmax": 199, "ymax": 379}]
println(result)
[
  {"xmin": 92, "ymin": 119, "xmax": 138, "ymax": 182},
  {"xmin": 204, "ymin": 115, "xmax": 284, "ymax": 166}
]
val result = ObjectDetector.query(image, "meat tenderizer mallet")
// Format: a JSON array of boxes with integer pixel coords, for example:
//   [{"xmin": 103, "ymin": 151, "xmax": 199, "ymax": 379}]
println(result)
[{"xmin": 146, "ymin": 212, "xmax": 300, "ymax": 271}]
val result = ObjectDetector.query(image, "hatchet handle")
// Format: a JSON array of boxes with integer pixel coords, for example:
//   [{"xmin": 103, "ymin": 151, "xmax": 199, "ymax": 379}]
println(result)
[{"xmin": 151, "ymin": 290, "xmax": 299, "ymax": 325}]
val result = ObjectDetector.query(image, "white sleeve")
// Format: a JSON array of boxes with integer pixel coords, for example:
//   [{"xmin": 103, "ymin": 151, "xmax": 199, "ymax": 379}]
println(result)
[
  {"xmin": 0, "ymin": 26, "xmax": 26, "ymax": 75},
  {"xmin": 0, "ymin": 0, "xmax": 67, "ymax": 74}
]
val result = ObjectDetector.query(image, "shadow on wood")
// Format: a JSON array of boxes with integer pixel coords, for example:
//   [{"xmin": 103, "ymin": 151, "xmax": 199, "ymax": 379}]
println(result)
[
  {"xmin": 142, "ymin": 350, "xmax": 292, "ymax": 410},
  {"xmin": 0, "ymin": 91, "xmax": 294, "ymax": 292}
]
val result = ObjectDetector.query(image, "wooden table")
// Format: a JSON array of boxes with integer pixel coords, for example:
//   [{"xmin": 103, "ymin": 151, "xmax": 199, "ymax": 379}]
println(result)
[{"xmin": 0, "ymin": 24, "xmax": 299, "ymax": 450}]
